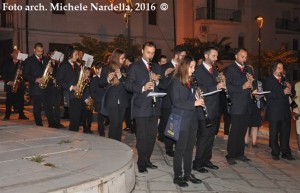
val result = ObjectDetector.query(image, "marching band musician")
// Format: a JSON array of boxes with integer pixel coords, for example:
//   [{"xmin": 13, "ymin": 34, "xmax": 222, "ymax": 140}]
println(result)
[
  {"xmin": 193, "ymin": 46, "xmax": 225, "ymax": 172},
  {"xmin": 224, "ymin": 48, "xmax": 256, "ymax": 165},
  {"xmin": 57, "ymin": 46, "xmax": 81, "ymax": 132},
  {"xmin": 263, "ymin": 60, "xmax": 295, "ymax": 161},
  {"xmin": 90, "ymin": 62, "xmax": 106, "ymax": 136},
  {"xmin": 125, "ymin": 42, "xmax": 163, "ymax": 173},
  {"xmin": 170, "ymin": 55, "xmax": 204, "ymax": 187},
  {"xmin": 23, "ymin": 43, "xmax": 56, "ymax": 127},
  {"xmin": 157, "ymin": 45, "xmax": 187, "ymax": 157},
  {"xmin": 99, "ymin": 48, "xmax": 129, "ymax": 141},
  {"xmin": 2, "ymin": 49, "xmax": 29, "ymax": 120},
  {"xmin": 81, "ymin": 68, "xmax": 94, "ymax": 134}
]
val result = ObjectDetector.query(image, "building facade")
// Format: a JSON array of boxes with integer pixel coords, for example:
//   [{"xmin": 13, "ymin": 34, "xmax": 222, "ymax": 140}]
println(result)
[{"xmin": 0, "ymin": 0, "xmax": 175, "ymax": 73}]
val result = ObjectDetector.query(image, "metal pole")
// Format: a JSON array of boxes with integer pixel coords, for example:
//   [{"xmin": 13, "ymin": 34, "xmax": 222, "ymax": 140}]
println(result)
[{"xmin": 258, "ymin": 28, "xmax": 261, "ymax": 79}]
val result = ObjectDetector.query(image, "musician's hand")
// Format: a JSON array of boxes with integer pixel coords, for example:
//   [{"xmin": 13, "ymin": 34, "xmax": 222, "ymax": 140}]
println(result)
[
  {"xmin": 115, "ymin": 69, "xmax": 122, "ymax": 79},
  {"xmin": 53, "ymin": 79, "xmax": 56, "ymax": 85},
  {"xmin": 286, "ymin": 82, "xmax": 292, "ymax": 89},
  {"xmin": 242, "ymin": 81, "xmax": 252, "ymax": 89},
  {"xmin": 284, "ymin": 87, "xmax": 291, "ymax": 95},
  {"xmin": 8, "ymin": 81, "xmax": 14, "ymax": 86},
  {"xmin": 17, "ymin": 69, "xmax": 23, "ymax": 75},
  {"xmin": 217, "ymin": 82, "xmax": 226, "ymax": 90},
  {"xmin": 72, "ymin": 86, "xmax": 79, "ymax": 92},
  {"xmin": 144, "ymin": 81, "xmax": 154, "ymax": 91},
  {"xmin": 49, "ymin": 67, "xmax": 53, "ymax": 74},
  {"xmin": 151, "ymin": 73, "xmax": 160, "ymax": 82},
  {"xmin": 246, "ymin": 73, "xmax": 254, "ymax": 82},
  {"xmin": 35, "ymin": 77, "xmax": 44, "ymax": 84},
  {"xmin": 195, "ymin": 98, "xmax": 205, "ymax": 107},
  {"xmin": 218, "ymin": 73, "xmax": 226, "ymax": 82},
  {"xmin": 164, "ymin": 68, "xmax": 174, "ymax": 77},
  {"xmin": 107, "ymin": 72, "xmax": 115, "ymax": 82}
]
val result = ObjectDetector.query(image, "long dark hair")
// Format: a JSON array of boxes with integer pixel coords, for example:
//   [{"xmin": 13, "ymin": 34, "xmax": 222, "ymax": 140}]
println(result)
[
  {"xmin": 109, "ymin": 48, "xmax": 125, "ymax": 86},
  {"xmin": 174, "ymin": 55, "xmax": 195, "ymax": 86}
]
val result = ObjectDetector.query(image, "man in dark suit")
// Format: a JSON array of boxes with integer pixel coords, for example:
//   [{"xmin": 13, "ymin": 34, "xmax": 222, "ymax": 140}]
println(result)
[
  {"xmin": 263, "ymin": 60, "xmax": 295, "ymax": 161},
  {"xmin": 224, "ymin": 48, "xmax": 256, "ymax": 165},
  {"xmin": 57, "ymin": 46, "xmax": 81, "ymax": 132},
  {"xmin": 23, "ymin": 43, "xmax": 56, "ymax": 127},
  {"xmin": 193, "ymin": 47, "xmax": 225, "ymax": 172},
  {"xmin": 2, "ymin": 49, "xmax": 29, "ymax": 120},
  {"xmin": 157, "ymin": 45, "xmax": 186, "ymax": 157},
  {"xmin": 125, "ymin": 41, "xmax": 164, "ymax": 173}
]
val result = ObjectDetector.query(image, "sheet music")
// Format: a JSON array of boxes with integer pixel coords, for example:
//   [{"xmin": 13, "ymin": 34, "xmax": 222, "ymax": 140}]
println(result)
[
  {"xmin": 82, "ymin": 53, "xmax": 94, "ymax": 67},
  {"xmin": 201, "ymin": 90, "xmax": 222, "ymax": 97},
  {"xmin": 254, "ymin": 91, "xmax": 271, "ymax": 95},
  {"xmin": 51, "ymin": 51, "xmax": 63, "ymax": 61},
  {"xmin": 147, "ymin": 92, "xmax": 167, "ymax": 97},
  {"xmin": 17, "ymin": 53, "xmax": 28, "ymax": 61}
]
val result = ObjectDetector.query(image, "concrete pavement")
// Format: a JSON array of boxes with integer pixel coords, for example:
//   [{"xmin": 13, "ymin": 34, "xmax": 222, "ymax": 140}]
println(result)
[{"xmin": 1, "ymin": 104, "xmax": 300, "ymax": 192}]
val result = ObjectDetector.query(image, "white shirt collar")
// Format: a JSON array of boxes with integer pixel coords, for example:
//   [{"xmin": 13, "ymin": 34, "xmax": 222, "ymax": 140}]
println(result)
[{"xmin": 203, "ymin": 62, "xmax": 212, "ymax": 71}]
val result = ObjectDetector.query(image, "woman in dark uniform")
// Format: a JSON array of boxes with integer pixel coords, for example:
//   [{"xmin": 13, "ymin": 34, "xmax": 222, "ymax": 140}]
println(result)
[{"xmin": 170, "ymin": 55, "xmax": 204, "ymax": 187}]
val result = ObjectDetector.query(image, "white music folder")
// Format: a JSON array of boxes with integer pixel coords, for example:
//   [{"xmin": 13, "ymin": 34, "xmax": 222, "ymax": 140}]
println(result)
[
  {"xmin": 51, "ymin": 51, "xmax": 63, "ymax": 61},
  {"xmin": 82, "ymin": 53, "xmax": 94, "ymax": 67},
  {"xmin": 17, "ymin": 53, "xmax": 28, "ymax": 61},
  {"xmin": 202, "ymin": 89, "xmax": 222, "ymax": 97},
  {"xmin": 254, "ymin": 91, "xmax": 271, "ymax": 95},
  {"xmin": 147, "ymin": 92, "xmax": 167, "ymax": 97}
]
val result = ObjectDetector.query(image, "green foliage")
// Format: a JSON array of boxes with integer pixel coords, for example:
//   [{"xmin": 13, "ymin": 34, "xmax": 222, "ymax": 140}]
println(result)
[
  {"xmin": 30, "ymin": 155, "xmax": 45, "ymax": 163},
  {"xmin": 250, "ymin": 46, "xmax": 298, "ymax": 78},
  {"xmin": 73, "ymin": 35, "xmax": 141, "ymax": 63},
  {"xmin": 181, "ymin": 37, "xmax": 235, "ymax": 61}
]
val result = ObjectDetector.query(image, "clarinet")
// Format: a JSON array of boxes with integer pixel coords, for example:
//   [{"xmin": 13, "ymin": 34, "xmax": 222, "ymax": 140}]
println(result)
[
  {"xmin": 216, "ymin": 65, "xmax": 232, "ymax": 106},
  {"xmin": 148, "ymin": 58, "xmax": 156, "ymax": 107},
  {"xmin": 243, "ymin": 65, "xmax": 257, "ymax": 103},
  {"xmin": 280, "ymin": 73, "xmax": 298, "ymax": 109},
  {"xmin": 191, "ymin": 73, "xmax": 212, "ymax": 128}
]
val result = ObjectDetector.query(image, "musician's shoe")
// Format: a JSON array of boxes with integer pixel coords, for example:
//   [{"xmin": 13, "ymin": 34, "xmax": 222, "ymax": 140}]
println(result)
[
  {"xmin": 173, "ymin": 176, "xmax": 188, "ymax": 187},
  {"xmin": 193, "ymin": 166, "xmax": 209, "ymax": 173},
  {"xmin": 184, "ymin": 174, "xmax": 202, "ymax": 184},
  {"xmin": 203, "ymin": 161, "xmax": 219, "ymax": 170},
  {"xmin": 83, "ymin": 130, "xmax": 94, "ymax": 134},
  {"xmin": 18, "ymin": 115, "xmax": 29, "ymax": 120},
  {"xmin": 282, "ymin": 154, "xmax": 295, "ymax": 161},
  {"xmin": 3, "ymin": 116, "xmax": 10, "ymax": 120},
  {"xmin": 272, "ymin": 155, "xmax": 280, "ymax": 160},
  {"xmin": 236, "ymin": 155, "xmax": 251, "ymax": 162},
  {"xmin": 146, "ymin": 162, "xmax": 158, "ymax": 169}
]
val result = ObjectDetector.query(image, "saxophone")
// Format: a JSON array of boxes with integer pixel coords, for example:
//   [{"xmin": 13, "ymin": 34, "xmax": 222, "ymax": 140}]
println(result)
[
  {"xmin": 39, "ymin": 60, "xmax": 53, "ymax": 89},
  {"xmin": 12, "ymin": 61, "xmax": 23, "ymax": 93},
  {"xmin": 85, "ymin": 96, "xmax": 95, "ymax": 111},
  {"xmin": 74, "ymin": 66, "xmax": 89, "ymax": 99}
]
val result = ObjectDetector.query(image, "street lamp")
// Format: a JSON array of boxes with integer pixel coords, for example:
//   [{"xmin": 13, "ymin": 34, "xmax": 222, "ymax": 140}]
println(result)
[{"xmin": 255, "ymin": 15, "xmax": 264, "ymax": 79}]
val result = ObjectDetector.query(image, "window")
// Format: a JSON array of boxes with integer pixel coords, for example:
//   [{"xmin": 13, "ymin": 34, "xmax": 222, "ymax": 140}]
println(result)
[
  {"xmin": 52, "ymin": 0, "xmax": 65, "ymax": 15},
  {"xmin": 293, "ymin": 39, "xmax": 298, "ymax": 50},
  {"xmin": 148, "ymin": 4, "xmax": 157, "ymax": 25}
]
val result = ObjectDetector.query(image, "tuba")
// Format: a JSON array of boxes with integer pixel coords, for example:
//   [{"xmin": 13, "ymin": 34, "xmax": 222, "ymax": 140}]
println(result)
[
  {"xmin": 39, "ymin": 60, "xmax": 53, "ymax": 89},
  {"xmin": 12, "ymin": 61, "xmax": 23, "ymax": 93},
  {"xmin": 74, "ymin": 66, "xmax": 89, "ymax": 99}
]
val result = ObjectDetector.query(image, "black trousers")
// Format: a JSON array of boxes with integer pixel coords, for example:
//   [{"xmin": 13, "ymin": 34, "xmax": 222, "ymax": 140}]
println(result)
[
  {"xmin": 96, "ymin": 106, "xmax": 105, "ymax": 135},
  {"xmin": 174, "ymin": 115, "xmax": 198, "ymax": 177},
  {"xmin": 68, "ymin": 98, "xmax": 82, "ymax": 131},
  {"xmin": 215, "ymin": 106, "xmax": 231, "ymax": 135},
  {"xmin": 136, "ymin": 116, "xmax": 158, "ymax": 170},
  {"xmin": 81, "ymin": 102, "xmax": 93, "ymax": 132},
  {"xmin": 5, "ymin": 89, "xmax": 25, "ymax": 117},
  {"xmin": 124, "ymin": 107, "xmax": 135, "ymax": 131},
  {"xmin": 193, "ymin": 118, "xmax": 217, "ymax": 167},
  {"xmin": 227, "ymin": 114, "xmax": 249, "ymax": 158},
  {"xmin": 108, "ymin": 105, "xmax": 126, "ymax": 141},
  {"xmin": 269, "ymin": 120, "xmax": 291, "ymax": 156},
  {"xmin": 51, "ymin": 87, "xmax": 62, "ymax": 126},
  {"xmin": 158, "ymin": 107, "xmax": 175, "ymax": 152},
  {"xmin": 31, "ymin": 92, "xmax": 55, "ymax": 126}
]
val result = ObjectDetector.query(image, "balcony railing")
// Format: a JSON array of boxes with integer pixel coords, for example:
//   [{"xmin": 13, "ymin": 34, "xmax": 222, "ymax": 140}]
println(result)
[
  {"xmin": 196, "ymin": 7, "xmax": 241, "ymax": 22},
  {"xmin": 275, "ymin": 18, "xmax": 300, "ymax": 32},
  {"xmin": 0, "ymin": 10, "xmax": 13, "ymax": 28}
]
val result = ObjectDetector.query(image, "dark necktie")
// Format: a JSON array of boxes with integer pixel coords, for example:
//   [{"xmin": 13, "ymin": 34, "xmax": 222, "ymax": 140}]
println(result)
[
  {"xmin": 147, "ymin": 63, "xmax": 150, "ymax": 72},
  {"xmin": 38, "ymin": 57, "xmax": 42, "ymax": 63},
  {"xmin": 277, "ymin": 77, "xmax": 281, "ymax": 84},
  {"xmin": 240, "ymin": 66, "xmax": 244, "ymax": 72}
]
